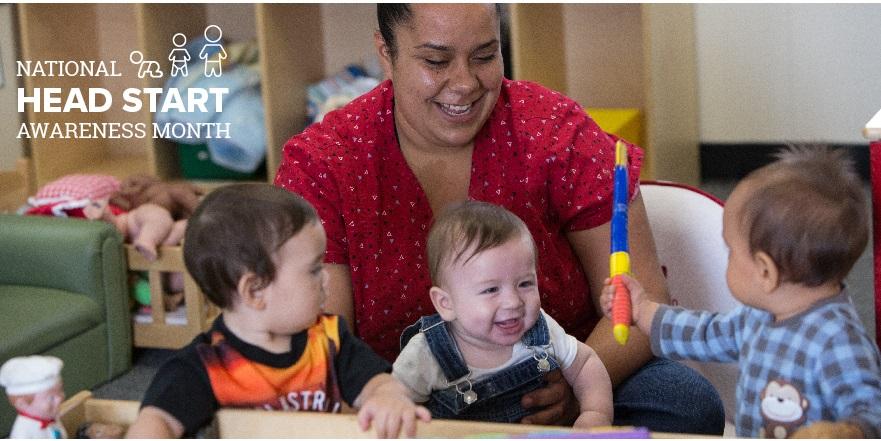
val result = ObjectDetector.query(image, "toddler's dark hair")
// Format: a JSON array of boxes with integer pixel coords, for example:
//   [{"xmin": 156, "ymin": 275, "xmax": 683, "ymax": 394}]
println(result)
[
  {"xmin": 183, "ymin": 184, "xmax": 318, "ymax": 308},
  {"xmin": 739, "ymin": 146, "xmax": 867, "ymax": 287}
]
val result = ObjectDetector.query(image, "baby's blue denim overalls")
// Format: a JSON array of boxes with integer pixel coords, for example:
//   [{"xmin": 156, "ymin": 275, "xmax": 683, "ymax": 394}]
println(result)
[{"xmin": 399, "ymin": 313, "xmax": 560, "ymax": 422}]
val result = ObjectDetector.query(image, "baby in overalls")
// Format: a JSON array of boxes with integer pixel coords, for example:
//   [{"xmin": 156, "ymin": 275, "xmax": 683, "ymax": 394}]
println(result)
[{"xmin": 393, "ymin": 201, "xmax": 613, "ymax": 428}]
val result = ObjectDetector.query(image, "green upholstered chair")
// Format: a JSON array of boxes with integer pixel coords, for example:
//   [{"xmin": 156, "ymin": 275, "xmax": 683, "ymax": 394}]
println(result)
[{"xmin": 0, "ymin": 214, "xmax": 132, "ymax": 436}]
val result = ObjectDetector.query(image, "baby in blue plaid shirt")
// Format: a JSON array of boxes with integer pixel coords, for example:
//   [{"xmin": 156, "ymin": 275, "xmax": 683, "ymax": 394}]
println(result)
[{"xmin": 602, "ymin": 146, "xmax": 881, "ymax": 438}]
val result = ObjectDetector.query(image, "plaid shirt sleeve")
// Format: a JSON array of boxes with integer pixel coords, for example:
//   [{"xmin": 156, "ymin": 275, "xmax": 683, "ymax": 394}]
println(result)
[
  {"xmin": 650, "ymin": 304, "xmax": 745, "ymax": 363},
  {"xmin": 816, "ymin": 326, "xmax": 881, "ymax": 438}
]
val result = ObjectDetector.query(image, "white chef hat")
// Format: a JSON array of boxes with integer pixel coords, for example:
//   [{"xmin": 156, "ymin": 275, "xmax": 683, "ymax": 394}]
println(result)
[{"xmin": 0, "ymin": 356, "xmax": 64, "ymax": 396}]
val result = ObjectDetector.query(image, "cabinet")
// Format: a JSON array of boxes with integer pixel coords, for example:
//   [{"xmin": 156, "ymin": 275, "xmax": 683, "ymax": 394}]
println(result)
[
  {"xmin": 18, "ymin": 4, "xmax": 360, "ymax": 188},
  {"xmin": 17, "ymin": 4, "xmax": 699, "ymax": 189},
  {"xmin": 510, "ymin": 4, "xmax": 700, "ymax": 184}
]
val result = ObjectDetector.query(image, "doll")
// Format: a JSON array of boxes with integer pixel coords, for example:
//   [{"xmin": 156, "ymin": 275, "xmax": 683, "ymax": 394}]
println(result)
[
  {"xmin": 84, "ymin": 200, "xmax": 186, "ymax": 262},
  {"xmin": 85, "ymin": 200, "xmax": 187, "ymax": 310},
  {"xmin": 109, "ymin": 175, "xmax": 203, "ymax": 221},
  {"xmin": 0, "ymin": 356, "xmax": 67, "ymax": 439}
]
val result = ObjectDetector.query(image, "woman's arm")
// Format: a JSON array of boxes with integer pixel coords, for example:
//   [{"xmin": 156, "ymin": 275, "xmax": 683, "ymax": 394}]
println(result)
[
  {"xmin": 323, "ymin": 263, "xmax": 356, "ymax": 334},
  {"xmin": 520, "ymin": 193, "xmax": 666, "ymax": 424},
  {"xmin": 567, "ymin": 192, "xmax": 669, "ymax": 386}
]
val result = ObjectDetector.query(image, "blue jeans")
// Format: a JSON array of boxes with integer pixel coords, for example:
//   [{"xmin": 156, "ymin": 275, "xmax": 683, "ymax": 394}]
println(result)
[{"xmin": 613, "ymin": 358, "xmax": 725, "ymax": 435}]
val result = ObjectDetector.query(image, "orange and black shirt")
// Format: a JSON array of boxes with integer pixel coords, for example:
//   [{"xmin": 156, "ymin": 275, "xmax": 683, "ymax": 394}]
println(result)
[{"xmin": 141, "ymin": 314, "xmax": 389, "ymax": 437}]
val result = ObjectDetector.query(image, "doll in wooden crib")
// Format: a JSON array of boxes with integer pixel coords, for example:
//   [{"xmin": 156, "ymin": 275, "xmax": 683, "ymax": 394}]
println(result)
[
  {"xmin": 25, "ymin": 174, "xmax": 199, "ymax": 310},
  {"xmin": 84, "ymin": 200, "xmax": 188, "ymax": 312},
  {"xmin": 84, "ymin": 199, "xmax": 186, "ymax": 262}
]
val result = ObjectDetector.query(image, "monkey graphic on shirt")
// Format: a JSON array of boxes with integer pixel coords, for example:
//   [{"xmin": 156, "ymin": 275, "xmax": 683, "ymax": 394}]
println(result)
[{"xmin": 759, "ymin": 379, "xmax": 809, "ymax": 438}]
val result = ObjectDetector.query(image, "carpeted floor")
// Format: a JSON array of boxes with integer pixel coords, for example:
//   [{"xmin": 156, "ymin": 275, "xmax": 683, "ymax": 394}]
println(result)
[{"xmin": 92, "ymin": 179, "xmax": 877, "ymax": 402}]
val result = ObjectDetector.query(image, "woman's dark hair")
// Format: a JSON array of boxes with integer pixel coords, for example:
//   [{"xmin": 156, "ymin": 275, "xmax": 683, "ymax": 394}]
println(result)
[
  {"xmin": 183, "ymin": 184, "xmax": 318, "ymax": 308},
  {"xmin": 377, "ymin": 3, "xmax": 502, "ymax": 59},
  {"xmin": 377, "ymin": 4, "xmax": 411, "ymax": 59}
]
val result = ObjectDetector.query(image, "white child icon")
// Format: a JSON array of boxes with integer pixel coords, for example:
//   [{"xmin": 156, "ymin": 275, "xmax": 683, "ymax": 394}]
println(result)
[
  {"xmin": 200, "ymin": 25, "xmax": 227, "ymax": 78},
  {"xmin": 168, "ymin": 33, "xmax": 191, "ymax": 77},
  {"xmin": 129, "ymin": 50, "xmax": 163, "ymax": 79}
]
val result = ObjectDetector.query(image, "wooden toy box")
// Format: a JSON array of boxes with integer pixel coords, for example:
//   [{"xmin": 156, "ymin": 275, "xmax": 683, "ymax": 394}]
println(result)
[{"xmin": 59, "ymin": 391, "xmax": 697, "ymax": 438}]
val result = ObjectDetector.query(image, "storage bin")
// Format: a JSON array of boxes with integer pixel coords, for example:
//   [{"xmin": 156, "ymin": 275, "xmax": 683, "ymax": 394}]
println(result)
[{"xmin": 177, "ymin": 143, "xmax": 266, "ymax": 181}]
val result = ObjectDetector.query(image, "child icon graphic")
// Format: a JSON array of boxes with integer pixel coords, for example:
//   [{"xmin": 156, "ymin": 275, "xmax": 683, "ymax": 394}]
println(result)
[
  {"xmin": 168, "ymin": 33, "xmax": 190, "ymax": 77},
  {"xmin": 199, "ymin": 25, "xmax": 226, "ymax": 78},
  {"xmin": 129, "ymin": 50, "xmax": 163, "ymax": 79}
]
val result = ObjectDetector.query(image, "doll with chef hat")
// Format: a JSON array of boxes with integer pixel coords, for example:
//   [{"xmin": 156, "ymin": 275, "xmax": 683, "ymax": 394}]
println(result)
[{"xmin": 0, "ymin": 356, "xmax": 67, "ymax": 439}]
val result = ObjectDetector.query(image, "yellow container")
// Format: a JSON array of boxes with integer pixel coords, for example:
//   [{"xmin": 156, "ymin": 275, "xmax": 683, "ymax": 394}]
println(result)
[
  {"xmin": 587, "ymin": 108, "xmax": 643, "ymax": 148},
  {"xmin": 588, "ymin": 108, "xmax": 646, "ymax": 177}
]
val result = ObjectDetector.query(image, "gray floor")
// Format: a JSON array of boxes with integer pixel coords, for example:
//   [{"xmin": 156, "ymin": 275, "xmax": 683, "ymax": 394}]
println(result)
[{"xmin": 92, "ymin": 179, "xmax": 878, "ymax": 402}]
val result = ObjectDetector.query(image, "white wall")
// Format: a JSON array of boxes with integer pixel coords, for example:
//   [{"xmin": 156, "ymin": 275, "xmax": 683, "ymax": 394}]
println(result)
[{"xmin": 695, "ymin": 4, "xmax": 881, "ymax": 144}]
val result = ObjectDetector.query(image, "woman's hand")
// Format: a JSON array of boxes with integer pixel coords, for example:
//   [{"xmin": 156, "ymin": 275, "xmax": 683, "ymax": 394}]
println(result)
[{"xmin": 520, "ymin": 369, "xmax": 580, "ymax": 426}]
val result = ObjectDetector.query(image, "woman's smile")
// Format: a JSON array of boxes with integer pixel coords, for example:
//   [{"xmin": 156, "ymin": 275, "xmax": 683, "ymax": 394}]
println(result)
[{"xmin": 434, "ymin": 94, "xmax": 484, "ymax": 122}]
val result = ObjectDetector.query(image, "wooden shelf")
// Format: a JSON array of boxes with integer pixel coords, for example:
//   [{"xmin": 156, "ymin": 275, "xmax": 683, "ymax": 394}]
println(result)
[
  {"xmin": 187, "ymin": 179, "xmax": 265, "ymax": 193},
  {"xmin": 77, "ymin": 155, "xmax": 151, "ymax": 180},
  {"xmin": 0, "ymin": 158, "xmax": 32, "ymax": 213},
  {"xmin": 508, "ymin": 4, "xmax": 699, "ymax": 184},
  {"xmin": 18, "ymin": 4, "xmax": 699, "ymax": 187},
  {"xmin": 256, "ymin": 4, "xmax": 325, "ymax": 177}
]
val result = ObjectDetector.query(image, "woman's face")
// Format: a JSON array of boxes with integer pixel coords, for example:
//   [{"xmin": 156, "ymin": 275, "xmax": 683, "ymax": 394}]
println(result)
[{"xmin": 377, "ymin": 4, "xmax": 504, "ymax": 151}]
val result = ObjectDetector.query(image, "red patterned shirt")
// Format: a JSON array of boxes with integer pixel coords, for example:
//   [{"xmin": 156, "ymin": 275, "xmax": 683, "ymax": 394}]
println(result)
[{"xmin": 276, "ymin": 79, "xmax": 642, "ymax": 361}]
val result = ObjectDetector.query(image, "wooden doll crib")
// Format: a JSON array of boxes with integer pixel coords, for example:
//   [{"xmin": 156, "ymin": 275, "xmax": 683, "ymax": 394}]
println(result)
[{"xmin": 125, "ymin": 244, "xmax": 219, "ymax": 349}]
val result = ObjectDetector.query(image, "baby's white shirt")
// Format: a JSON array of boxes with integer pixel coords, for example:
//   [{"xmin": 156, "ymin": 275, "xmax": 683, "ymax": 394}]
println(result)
[{"xmin": 392, "ymin": 309, "xmax": 579, "ymax": 402}]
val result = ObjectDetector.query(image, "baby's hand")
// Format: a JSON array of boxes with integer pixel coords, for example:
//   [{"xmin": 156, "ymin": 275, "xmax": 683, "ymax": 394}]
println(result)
[
  {"xmin": 573, "ymin": 411, "xmax": 612, "ymax": 430},
  {"xmin": 600, "ymin": 274, "xmax": 650, "ymax": 328},
  {"xmin": 356, "ymin": 375, "xmax": 431, "ymax": 438}
]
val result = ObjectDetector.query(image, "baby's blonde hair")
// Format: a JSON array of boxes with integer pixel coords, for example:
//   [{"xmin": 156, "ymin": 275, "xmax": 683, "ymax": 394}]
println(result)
[{"xmin": 427, "ymin": 201, "xmax": 535, "ymax": 285}]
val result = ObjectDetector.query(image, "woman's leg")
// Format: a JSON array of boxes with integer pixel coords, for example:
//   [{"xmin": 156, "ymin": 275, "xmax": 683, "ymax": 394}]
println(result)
[{"xmin": 612, "ymin": 358, "xmax": 725, "ymax": 435}]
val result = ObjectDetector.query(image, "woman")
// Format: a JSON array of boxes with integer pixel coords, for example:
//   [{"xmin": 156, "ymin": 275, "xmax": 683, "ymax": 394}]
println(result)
[{"xmin": 275, "ymin": 3, "xmax": 723, "ymax": 434}]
